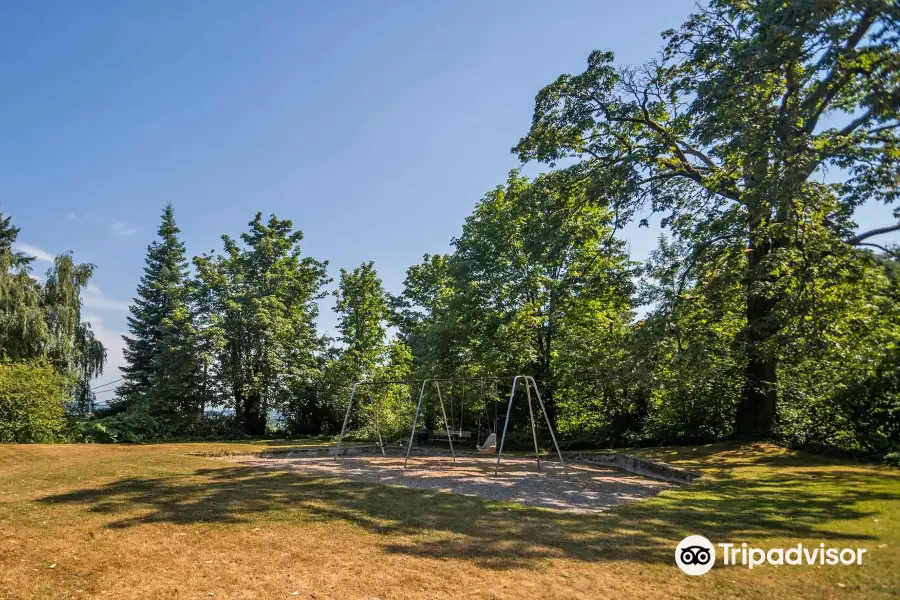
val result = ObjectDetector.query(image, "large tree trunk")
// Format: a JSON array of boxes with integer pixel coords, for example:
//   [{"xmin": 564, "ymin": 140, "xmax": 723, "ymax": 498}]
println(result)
[
  {"xmin": 535, "ymin": 326, "xmax": 557, "ymax": 429},
  {"xmin": 243, "ymin": 390, "xmax": 266, "ymax": 435},
  {"xmin": 736, "ymin": 292, "xmax": 778, "ymax": 437},
  {"xmin": 735, "ymin": 212, "xmax": 779, "ymax": 438}
]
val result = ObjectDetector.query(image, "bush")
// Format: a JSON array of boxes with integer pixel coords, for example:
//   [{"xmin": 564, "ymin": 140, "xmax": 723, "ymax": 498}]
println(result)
[
  {"xmin": 0, "ymin": 361, "xmax": 71, "ymax": 443},
  {"xmin": 779, "ymin": 347, "xmax": 900, "ymax": 460},
  {"xmin": 80, "ymin": 405, "xmax": 243, "ymax": 443},
  {"xmin": 81, "ymin": 408, "xmax": 162, "ymax": 443},
  {"xmin": 641, "ymin": 356, "xmax": 741, "ymax": 445}
]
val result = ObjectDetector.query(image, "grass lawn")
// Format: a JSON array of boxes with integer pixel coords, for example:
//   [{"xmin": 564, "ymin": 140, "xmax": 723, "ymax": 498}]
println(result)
[{"xmin": 0, "ymin": 441, "xmax": 897, "ymax": 599}]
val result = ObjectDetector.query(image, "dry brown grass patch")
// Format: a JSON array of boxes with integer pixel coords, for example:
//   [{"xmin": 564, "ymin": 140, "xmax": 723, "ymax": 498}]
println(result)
[{"xmin": 0, "ymin": 441, "xmax": 897, "ymax": 599}]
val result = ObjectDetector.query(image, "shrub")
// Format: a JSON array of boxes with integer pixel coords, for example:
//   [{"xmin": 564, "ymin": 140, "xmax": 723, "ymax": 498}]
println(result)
[
  {"xmin": 0, "ymin": 361, "xmax": 70, "ymax": 443},
  {"xmin": 80, "ymin": 405, "xmax": 243, "ymax": 443},
  {"xmin": 779, "ymin": 347, "xmax": 900, "ymax": 460}
]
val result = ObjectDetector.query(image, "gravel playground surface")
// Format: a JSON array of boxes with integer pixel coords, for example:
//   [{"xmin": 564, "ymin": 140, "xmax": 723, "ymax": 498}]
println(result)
[{"xmin": 232, "ymin": 453, "xmax": 674, "ymax": 513}]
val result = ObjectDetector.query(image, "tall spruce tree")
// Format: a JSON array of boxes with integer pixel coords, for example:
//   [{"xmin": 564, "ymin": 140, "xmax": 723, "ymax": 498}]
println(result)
[{"xmin": 117, "ymin": 204, "xmax": 200, "ymax": 414}]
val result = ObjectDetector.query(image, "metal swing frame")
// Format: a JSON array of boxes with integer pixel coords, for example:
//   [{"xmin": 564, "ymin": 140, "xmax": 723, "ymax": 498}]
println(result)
[
  {"xmin": 334, "ymin": 382, "xmax": 388, "ymax": 460},
  {"xmin": 334, "ymin": 375, "xmax": 567, "ymax": 476}
]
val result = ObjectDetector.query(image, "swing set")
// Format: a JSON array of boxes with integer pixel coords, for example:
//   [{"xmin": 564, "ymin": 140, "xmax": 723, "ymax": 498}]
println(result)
[{"xmin": 335, "ymin": 375, "xmax": 567, "ymax": 476}]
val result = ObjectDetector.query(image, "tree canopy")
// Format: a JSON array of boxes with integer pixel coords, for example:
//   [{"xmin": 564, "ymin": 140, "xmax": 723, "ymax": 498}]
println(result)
[
  {"xmin": 193, "ymin": 213, "xmax": 328, "ymax": 435},
  {"xmin": 513, "ymin": 0, "xmax": 899, "ymax": 436},
  {"xmin": 0, "ymin": 211, "xmax": 106, "ymax": 420}
]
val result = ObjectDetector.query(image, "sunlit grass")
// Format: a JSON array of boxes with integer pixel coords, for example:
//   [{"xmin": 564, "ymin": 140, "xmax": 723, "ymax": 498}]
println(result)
[{"xmin": 0, "ymin": 441, "xmax": 897, "ymax": 599}]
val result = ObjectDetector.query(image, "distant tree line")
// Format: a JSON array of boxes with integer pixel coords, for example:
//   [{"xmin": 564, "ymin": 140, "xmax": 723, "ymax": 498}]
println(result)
[{"xmin": 2, "ymin": 0, "xmax": 898, "ymax": 459}]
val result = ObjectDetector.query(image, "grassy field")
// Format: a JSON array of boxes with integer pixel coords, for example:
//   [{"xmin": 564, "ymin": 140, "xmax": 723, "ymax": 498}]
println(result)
[{"xmin": 0, "ymin": 441, "xmax": 897, "ymax": 599}]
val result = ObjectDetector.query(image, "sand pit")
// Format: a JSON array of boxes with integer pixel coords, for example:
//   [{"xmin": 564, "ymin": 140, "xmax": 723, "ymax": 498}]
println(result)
[{"xmin": 234, "ymin": 453, "xmax": 674, "ymax": 513}]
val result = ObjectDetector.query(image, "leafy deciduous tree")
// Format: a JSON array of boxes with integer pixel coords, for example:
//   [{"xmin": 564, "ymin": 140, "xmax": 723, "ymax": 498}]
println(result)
[
  {"xmin": 514, "ymin": 0, "xmax": 899, "ymax": 436},
  {"xmin": 194, "ymin": 213, "xmax": 328, "ymax": 435}
]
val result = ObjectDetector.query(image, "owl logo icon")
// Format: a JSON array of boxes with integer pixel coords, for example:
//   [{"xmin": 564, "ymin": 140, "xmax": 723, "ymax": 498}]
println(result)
[{"xmin": 675, "ymin": 535, "xmax": 716, "ymax": 575}]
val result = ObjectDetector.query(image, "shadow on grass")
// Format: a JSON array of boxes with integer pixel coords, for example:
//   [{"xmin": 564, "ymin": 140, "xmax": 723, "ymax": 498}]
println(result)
[
  {"xmin": 40, "ymin": 448, "xmax": 897, "ymax": 570},
  {"xmin": 176, "ymin": 439, "xmax": 345, "ymax": 456}
]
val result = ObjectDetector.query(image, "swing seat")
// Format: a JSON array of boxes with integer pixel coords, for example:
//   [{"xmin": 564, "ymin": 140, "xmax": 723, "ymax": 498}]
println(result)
[
  {"xmin": 477, "ymin": 433, "xmax": 497, "ymax": 454},
  {"xmin": 433, "ymin": 430, "xmax": 472, "ymax": 442}
]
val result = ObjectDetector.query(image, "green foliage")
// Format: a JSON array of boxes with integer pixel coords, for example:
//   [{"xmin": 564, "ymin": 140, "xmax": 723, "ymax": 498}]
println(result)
[
  {"xmin": 117, "ymin": 204, "xmax": 204, "ymax": 415},
  {"xmin": 0, "ymin": 215, "xmax": 46, "ymax": 361},
  {"xmin": 0, "ymin": 360, "xmax": 70, "ymax": 443},
  {"xmin": 357, "ymin": 339, "xmax": 414, "ymax": 441},
  {"xmin": 330, "ymin": 261, "xmax": 414, "ymax": 440},
  {"xmin": 334, "ymin": 262, "xmax": 391, "ymax": 380},
  {"xmin": 0, "ymin": 212, "xmax": 105, "ymax": 414},
  {"xmin": 514, "ymin": 0, "xmax": 899, "ymax": 437},
  {"xmin": 42, "ymin": 253, "xmax": 107, "ymax": 413},
  {"xmin": 776, "ymin": 252, "xmax": 900, "ymax": 457},
  {"xmin": 81, "ymin": 405, "xmax": 241, "ymax": 443},
  {"xmin": 391, "ymin": 253, "xmax": 460, "ymax": 378},
  {"xmin": 627, "ymin": 235, "xmax": 745, "ymax": 443},
  {"xmin": 394, "ymin": 171, "xmax": 636, "ymax": 439},
  {"xmin": 194, "ymin": 213, "xmax": 329, "ymax": 435}
]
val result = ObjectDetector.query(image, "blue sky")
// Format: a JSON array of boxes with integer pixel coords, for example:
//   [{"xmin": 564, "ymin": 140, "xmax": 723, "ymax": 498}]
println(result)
[{"xmin": 2, "ymin": 1, "xmax": 896, "ymax": 394}]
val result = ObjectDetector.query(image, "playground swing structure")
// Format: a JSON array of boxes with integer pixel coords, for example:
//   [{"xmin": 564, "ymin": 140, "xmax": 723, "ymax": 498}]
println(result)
[
  {"xmin": 428, "ymin": 381, "xmax": 473, "ymax": 445},
  {"xmin": 428, "ymin": 379, "xmax": 498, "ymax": 446},
  {"xmin": 335, "ymin": 375, "xmax": 567, "ymax": 476},
  {"xmin": 334, "ymin": 380, "xmax": 415, "ymax": 459}
]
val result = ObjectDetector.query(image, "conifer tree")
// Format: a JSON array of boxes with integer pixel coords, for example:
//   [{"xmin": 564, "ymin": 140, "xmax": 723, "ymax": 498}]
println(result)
[{"xmin": 117, "ymin": 204, "xmax": 201, "ymax": 414}]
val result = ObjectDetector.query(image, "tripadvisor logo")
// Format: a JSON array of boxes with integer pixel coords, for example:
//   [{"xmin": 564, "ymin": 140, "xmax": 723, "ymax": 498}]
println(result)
[
  {"xmin": 676, "ymin": 535, "xmax": 716, "ymax": 575},
  {"xmin": 675, "ymin": 536, "xmax": 867, "ymax": 575}
]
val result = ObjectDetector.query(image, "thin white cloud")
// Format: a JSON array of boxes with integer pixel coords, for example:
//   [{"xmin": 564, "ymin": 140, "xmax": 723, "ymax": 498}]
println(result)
[
  {"xmin": 66, "ymin": 212, "xmax": 101, "ymax": 222},
  {"xmin": 12, "ymin": 242, "xmax": 54, "ymax": 263},
  {"xmin": 111, "ymin": 221, "xmax": 141, "ymax": 238},
  {"xmin": 82, "ymin": 284, "xmax": 130, "ymax": 312}
]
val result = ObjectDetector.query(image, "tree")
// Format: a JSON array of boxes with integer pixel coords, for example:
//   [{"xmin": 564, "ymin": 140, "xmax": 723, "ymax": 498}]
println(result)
[
  {"xmin": 117, "ymin": 204, "xmax": 201, "ymax": 414},
  {"xmin": 0, "ymin": 212, "xmax": 105, "ymax": 414},
  {"xmin": 194, "ymin": 213, "xmax": 328, "ymax": 435},
  {"xmin": 334, "ymin": 262, "xmax": 390, "ymax": 381},
  {"xmin": 392, "ymin": 253, "xmax": 464, "ymax": 380},
  {"xmin": 449, "ymin": 171, "xmax": 636, "ymax": 427},
  {"xmin": 775, "ymin": 247, "xmax": 900, "ymax": 456},
  {"xmin": 0, "ymin": 213, "xmax": 46, "ymax": 362},
  {"xmin": 331, "ymin": 262, "xmax": 415, "ymax": 437},
  {"xmin": 146, "ymin": 302, "xmax": 205, "ymax": 416},
  {"xmin": 631, "ymin": 235, "xmax": 746, "ymax": 443},
  {"xmin": 42, "ymin": 254, "xmax": 106, "ymax": 413},
  {"xmin": 514, "ymin": 0, "xmax": 899, "ymax": 437}
]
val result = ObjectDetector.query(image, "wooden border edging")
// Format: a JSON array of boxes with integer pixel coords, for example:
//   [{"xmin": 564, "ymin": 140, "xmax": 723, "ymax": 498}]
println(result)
[
  {"xmin": 251, "ymin": 444, "xmax": 699, "ymax": 484},
  {"xmin": 259, "ymin": 444, "xmax": 381, "ymax": 459},
  {"xmin": 562, "ymin": 451, "xmax": 700, "ymax": 484}
]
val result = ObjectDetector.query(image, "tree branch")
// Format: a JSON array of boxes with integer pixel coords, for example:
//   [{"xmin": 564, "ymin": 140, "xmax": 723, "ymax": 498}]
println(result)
[
  {"xmin": 671, "ymin": 231, "xmax": 740, "ymax": 308},
  {"xmin": 837, "ymin": 108, "xmax": 875, "ymax": 137},
  {"xmin": 801, "ymin": 10, "xmax": 876, "ymax": 134},
  {"xmin": 847, "ymin": 222, "xmax": 900, "ymax": 245},
  {"xmin": 856, "ymin": 242, "xmax": 900, "ymax": 259},
  {"xmin": 676, "ymin": 141, "xmax": 719, "ymax": 170}
]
